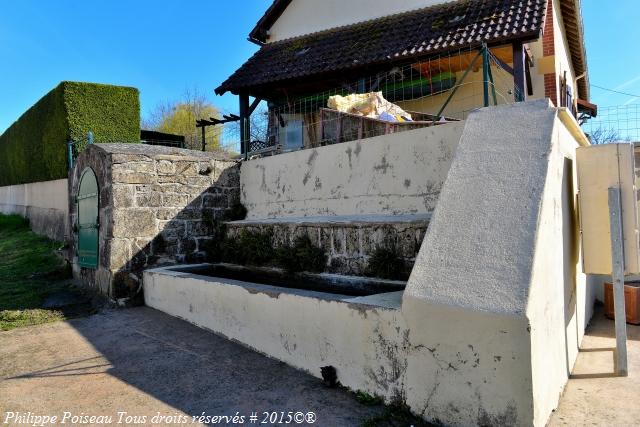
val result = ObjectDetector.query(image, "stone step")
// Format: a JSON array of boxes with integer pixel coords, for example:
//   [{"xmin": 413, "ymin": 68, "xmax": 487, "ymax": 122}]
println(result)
[{"xmin": 225, "ymin": 214, "xmax": 431, "ymax": 276}]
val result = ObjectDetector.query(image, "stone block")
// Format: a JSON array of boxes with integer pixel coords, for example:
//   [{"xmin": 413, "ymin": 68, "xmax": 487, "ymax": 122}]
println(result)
[
  {"xmin": 180, "ymin": 237, "xmax": 198, "ymax": 254},
  {"xmin": 109, "ymin": 238, "xmax": 130, "ymax": 270},
  {"xmin": 112, "ymin": 209, "xmax": 157, "ymax": 238},
  {"xmin": 112, "ymin": 170, "xmax": 156, "ymax": 184},
  {"xmin": 132, "ymin": 237, "xmax": 153, "ymax": 255},
  {"xmin": 176, "ymin": 208, "xmax": 203, "ymax": 220},
  {"xmin": 158, "ymin": 220, "xmax": 186, "ymax": 241},
  {"xmin": 331, "ymin": 228, "xmax": 346, "ymax": 256},
  {"xmin": 156, "ymin": 160, "xmax": 176, "ymax": 175},
  {"xmin": 112, "ymin": 186, "xmax": 135, "ymax": 208},
  {"xmin": 186, "ymin": 176, "xmax": 213, "ymax": 187},
  {"xmin": 136, "ymin": 192, "xmax": 163, "ymax": 208},
  {"xmin": 162, "ymin": 194, "xmax": 191, "ymax": 208},
  {"xmin": 111, "ymin": 154, "xmax": 152, "ymax": 163},
  {"xmin": 155, "ymin": 208, "xmax": 182, "ymax": 221},
  {"xmin": 318, "ymin": 227, "xmax": 332, "ymax": 253},
  {"xmin": 345, "ymin": 227, "xmax": 361, "ymax": 256},
  {"xmin": 175, "ymin": 161, "xmax": 199, "ymax": 176},
  {"xmin": 127, "ymin": 161, "xmax": 156, "ymax": 174},
  {"xmin": 203, "ymin": 194, "xmax": 228, "ymax": 209},
  {"xmin": 186, "ymin": 220, "xmax": 212, "ymax": 237}
]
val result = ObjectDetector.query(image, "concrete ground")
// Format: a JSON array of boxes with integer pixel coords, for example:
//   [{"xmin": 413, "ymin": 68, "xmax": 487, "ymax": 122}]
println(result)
[
  {"xmin": 0, "ymin": 307, "xmax": 385, "ymax": 426},
  {"xmin": 549, "ymin": 306, "xmax": 640, "ymax": 427},
  {"xmin": 1, "ymin": 306, "xmax": 638, "ymax": 427}
]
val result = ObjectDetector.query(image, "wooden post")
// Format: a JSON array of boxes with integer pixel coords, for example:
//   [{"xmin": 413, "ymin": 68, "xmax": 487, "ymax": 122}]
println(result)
[
  {"xmin": 608, "ymin": 186, "xmax": 629, "ymax": 376},
  {"xmin": 482, "ymin": 44, "xmax": 490, "ymax": 107},
  {"xmin": 201, "ymin": 126, "xmax": 206, "ymax": 152},
  {"xmin": 513, "ymin": 41, "xmax": 526, "ymax": 102},
  {"xmin": 239, "ymin": 94, "xmax": 250, "ymax": 160}
]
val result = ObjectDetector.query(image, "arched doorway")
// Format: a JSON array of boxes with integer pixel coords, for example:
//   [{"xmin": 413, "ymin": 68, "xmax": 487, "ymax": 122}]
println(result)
[{"xmin": 77, "ymin": 168, "xmax": 99, "ymax": 269}]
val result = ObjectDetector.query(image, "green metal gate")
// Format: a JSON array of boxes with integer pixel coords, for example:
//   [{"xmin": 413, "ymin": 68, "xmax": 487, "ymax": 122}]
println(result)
[{"xmin": 77, "ymin": 168, "xmax": 99, "ymax": 269}]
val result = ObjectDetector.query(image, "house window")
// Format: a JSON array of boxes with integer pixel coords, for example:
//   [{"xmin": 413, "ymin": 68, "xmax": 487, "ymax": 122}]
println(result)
[{"xmin": 281, "ymin": 119, "xmax": 303, "ymax": 151}]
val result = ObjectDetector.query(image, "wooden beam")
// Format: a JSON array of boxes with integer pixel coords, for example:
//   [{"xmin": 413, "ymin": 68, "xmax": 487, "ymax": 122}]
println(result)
[
  {"xmin": 239, "ymin": 94, "xmax": 250, "ymax": 158},
  {"xmin": 248, "ymin": 98, "xmax": 262, "ymax": 116},
  {"xmin": 512, "ymin": 41, "xmax": 526, "ymax": 102}
]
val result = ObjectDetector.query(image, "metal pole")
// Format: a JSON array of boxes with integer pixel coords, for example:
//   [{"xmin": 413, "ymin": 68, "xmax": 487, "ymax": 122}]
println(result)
[
  {"xmin": 435, "ymin": 49, "xmax": 483, "ymax": 119},
  {"xmin": 608, "ymin": 186, "xmax": 628, "ymax": 376},
  {"xmin": 67, "ymin": 141, "xmax": 74, "ymax": 170}
]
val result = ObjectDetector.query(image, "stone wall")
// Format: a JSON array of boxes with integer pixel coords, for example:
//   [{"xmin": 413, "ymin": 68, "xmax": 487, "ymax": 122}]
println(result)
[
  {"xmin": 69, "ymin": 144, "xmax": 240, "ymax": 297},
  {"xmin": 226, "ymin": 215, "xmax": 429, "ymax": 276}
]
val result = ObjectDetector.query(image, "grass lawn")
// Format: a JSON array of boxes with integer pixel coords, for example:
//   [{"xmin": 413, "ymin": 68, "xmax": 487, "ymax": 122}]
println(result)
[{"xmin": 0, "ymin": 214, "xmax": 78, "ymax": 330}]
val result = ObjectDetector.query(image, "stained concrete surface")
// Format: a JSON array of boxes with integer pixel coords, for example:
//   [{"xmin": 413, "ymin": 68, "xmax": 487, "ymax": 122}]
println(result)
[
  {"xmin": 549, "ymin": 306, "xmax": 640, "ymax": 426},
  {"xmin": 1, "ymin": 306, "xmax": 637, "ymax": 426},
  {"xmin": 0, "ymin": 307, "xmax": 383, "ymax": 426}
]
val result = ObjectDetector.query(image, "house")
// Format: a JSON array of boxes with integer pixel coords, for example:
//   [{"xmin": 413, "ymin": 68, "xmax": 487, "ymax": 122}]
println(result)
[{"xmin": 216, "ymin": 0, "xmax": 595, "ymax": 156}]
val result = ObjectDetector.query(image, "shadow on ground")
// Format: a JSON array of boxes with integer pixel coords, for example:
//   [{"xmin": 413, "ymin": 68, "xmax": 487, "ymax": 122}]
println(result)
[{"xmin": 1, "ymin": 307, "xmax": 423, "ymax": 426}]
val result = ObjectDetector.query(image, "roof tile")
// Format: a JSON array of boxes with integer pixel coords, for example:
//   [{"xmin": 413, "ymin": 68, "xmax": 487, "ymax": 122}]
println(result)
[{"xmin": 216, "ymin": 0, "xmax": 547, "ymax": 95}]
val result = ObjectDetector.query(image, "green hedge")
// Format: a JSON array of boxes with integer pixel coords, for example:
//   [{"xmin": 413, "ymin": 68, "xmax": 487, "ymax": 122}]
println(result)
[{"xmin": 0, "ymin": 81, "xmax": 140, "ymax": 186}]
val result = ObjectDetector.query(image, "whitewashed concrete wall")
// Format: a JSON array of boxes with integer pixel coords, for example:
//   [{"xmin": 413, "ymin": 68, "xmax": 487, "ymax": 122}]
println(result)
[
  {"xmin": 241, "ymin": 123, "xmax": 464, "ymax": 219},
  {"xmin": 268, "ymin": 0, "xmax": 456, "ymax": 42},
  {"xmin": 144, "ymin": 268, "xmax": 410, "ymax": 403},
  {"xmin": 146, "ymin": 101, "xmax": 596, "ymax": 427},
  {"xmin": 403, "ymin": 100, "xmax": 594, "ymax": 426},
  {"xmin": 0, "ymin": 179, "xmax": 68, "ymax": 240}
]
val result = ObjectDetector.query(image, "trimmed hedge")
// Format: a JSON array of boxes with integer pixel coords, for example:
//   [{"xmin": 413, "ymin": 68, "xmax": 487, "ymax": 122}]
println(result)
[{"xmin": 0, "ymin": 81, "xmax": 140, "ymax": 186}]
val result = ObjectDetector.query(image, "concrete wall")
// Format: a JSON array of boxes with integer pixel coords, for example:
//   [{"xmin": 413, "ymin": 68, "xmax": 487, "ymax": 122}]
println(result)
[
  {"xmin": 403, "ymin": 100, "xmax": 593, "ymax": 426},
  {"xmin": 144, "ymin": 268, "xmax": 410, "ymax": 403},
  {"xmin": 241, "ymin": 123, "xmax": 464, "ymax": 219},
  {"xmin": 145, "ymin": 101, "xmax": 596, "ymax": 427},
  {"xmin": 267, "ymin": 0, "xmax": 455, "ymax": 42},
  {"xmin": 0, "ymin": 179, "xmax": 68, "ymax": 240}
]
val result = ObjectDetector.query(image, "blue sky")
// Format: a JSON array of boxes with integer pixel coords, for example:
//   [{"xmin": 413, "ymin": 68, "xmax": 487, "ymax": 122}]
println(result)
[{"xmin": 0, "ymin": 0, "xmax": 638, "ymax": 133}]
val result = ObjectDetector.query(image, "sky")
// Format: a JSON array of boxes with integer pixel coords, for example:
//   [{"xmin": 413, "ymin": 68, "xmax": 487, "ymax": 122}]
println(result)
[{"xmin": 0, "ymin": 0, "xmax": 639, "ymax": 133}]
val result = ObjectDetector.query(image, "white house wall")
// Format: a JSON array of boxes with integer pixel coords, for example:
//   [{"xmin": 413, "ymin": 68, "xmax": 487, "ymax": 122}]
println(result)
[
  {"xmin": 552, "ymin": 0, "xmax": 577, "ymax": 101},
  {"xmin": 240, "ymin": 123, "xmax": 464, "ymax": 219},
  {"xmin": 267, "ymin": 0, "xmax": 457, "ymax": 43}
]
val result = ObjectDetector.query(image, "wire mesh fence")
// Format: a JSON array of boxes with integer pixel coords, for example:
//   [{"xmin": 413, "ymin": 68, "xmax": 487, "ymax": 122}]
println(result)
[
  {"xmin": 581, "ymin": 105, "xmax": 640, "ymax": 144},
  {"xmin": 211, "ymin": 45, "xmax": 522, "ymax": 157}
]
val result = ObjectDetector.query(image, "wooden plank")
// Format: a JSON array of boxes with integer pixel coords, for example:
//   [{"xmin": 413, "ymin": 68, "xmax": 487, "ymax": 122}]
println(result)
[{"xmin": 512, "ymin": 41, "xmax": 526, "ymax": 102}]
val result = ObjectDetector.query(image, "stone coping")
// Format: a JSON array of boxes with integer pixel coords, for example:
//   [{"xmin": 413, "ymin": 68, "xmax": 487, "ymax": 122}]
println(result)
[
  {"xmin": 93, "ymin": 143, "xmax": 239, "ymax": 161},
  {"xmin": 228, "ymin": 213, "xmax": 432, "ymax": 226},
  {"xmin": 146, "ymin": 264, "xmax": 403, "ymax": 310}
]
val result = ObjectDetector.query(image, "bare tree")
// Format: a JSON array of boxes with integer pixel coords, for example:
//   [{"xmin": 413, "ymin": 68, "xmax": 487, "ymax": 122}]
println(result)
[
  {"xmin": 588, "ymin": 127, "xmax": 630, "ymax": 145},
  {"xmin": 222, "ymin": 101, "xmax": 270, "ymax": 151}
]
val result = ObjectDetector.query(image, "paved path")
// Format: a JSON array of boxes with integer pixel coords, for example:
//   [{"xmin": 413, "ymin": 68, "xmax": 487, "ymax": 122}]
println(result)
[
  {"xmin": 1, "ymin": 306, "xmax": 638, "ymax": 426},
  {"xmin": 0, "ymin": 307, "xmax": 382, "ymax": 426},
  {"xmin": 549, "ymin": 307, "xmax": 640, "ymax": 427}
]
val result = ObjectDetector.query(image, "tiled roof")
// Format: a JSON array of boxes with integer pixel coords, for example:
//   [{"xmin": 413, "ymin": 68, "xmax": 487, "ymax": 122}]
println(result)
[{"xmin": 216, "ymin": 0, "xmax": 547, "ymax": 95}]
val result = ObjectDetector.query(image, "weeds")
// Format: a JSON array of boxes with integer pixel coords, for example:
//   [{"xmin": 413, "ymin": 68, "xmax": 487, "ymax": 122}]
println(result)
[
  {"xmin": 277, "ymin": 236, "xmax": 327, "ymax": 273},
  {"xmin": 366, "ymin": 245, "xmax": 407, "ymax": 280}
]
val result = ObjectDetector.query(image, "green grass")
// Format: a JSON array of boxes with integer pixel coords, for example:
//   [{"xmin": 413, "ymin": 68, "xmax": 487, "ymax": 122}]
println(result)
[{"xmin": 0, "ymin": 214, "xmax": 73, "ymax": 330}]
